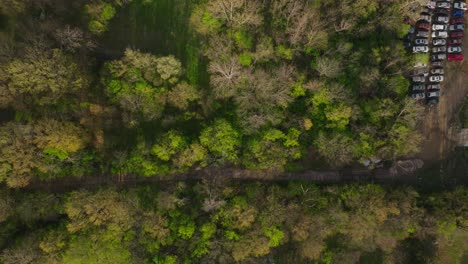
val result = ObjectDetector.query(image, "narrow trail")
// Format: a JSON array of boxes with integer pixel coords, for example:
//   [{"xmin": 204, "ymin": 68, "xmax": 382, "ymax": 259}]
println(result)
[{"xmin": 22, "ymin": 167, "xmax": 423, "ymax": 193}]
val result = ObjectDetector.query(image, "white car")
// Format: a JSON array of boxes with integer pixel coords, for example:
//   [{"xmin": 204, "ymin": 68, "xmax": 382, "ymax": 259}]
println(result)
[
  {"xmin": 433, "ymin": 39, "xmax": 446, "ymax": 46},
  {"xmin": 454, "ymin": 2, "xmax": 467, "ymax": 10},
  {"xmin": 432, "ymin": 31, "xmax": 448, "ymax": 38},
  {"xmin": 413, "ymin": 76, "xmax": 426, "ymax": 82},
  {"xmin": 449, "ymin": 24, "xmax": 465, "ymax": 31},
  {"xmin": 448, "ymin": 46, "xmax": 462, "ymax": 53},
  {"xmin": 427, "ymin": 90, "xmax": 441, "ymax": 98},
  {"xmin": 413, "ymin": 46, "xmax": 429, "ymax": 53},
  {"xmin": 429, "ymin": 75, "xmax": 444, "ymax": 82},
  {"xmin": 433, "ymin": 24, "xmax": 448, "ymax": 31}
]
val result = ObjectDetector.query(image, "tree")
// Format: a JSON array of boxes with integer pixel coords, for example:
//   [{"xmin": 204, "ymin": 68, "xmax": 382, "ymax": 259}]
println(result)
[
  {"xmin": 103, "ymin": 49, "xmax": 190, "ymax": 126},
  {"xmin": 0, "ymin": 119, "xmax": 90, "ymax": 187},
  {"xmin": 166, "ymin": 82, "xmax": 200, "ymax": 110},
  {"xmin": 234, "ymin": 66, "xmax": 295, "ymax": 133},
  {"xmin": 242, "ymin": 128, "xmax": 301, "ymax": 170},
  {"xmin": 0, "ymin": 49, "xmax": 87, "ymax": 109},
  {"xmin": 315, "ymin": 133, "xmax": 357, "ymax": 167},
  {"xmin": 64, "ymin": 189, "xmax": 135, "ymax": 233},
  {"xmin": 199, "ymin": 119, "xmax": 241, "ymax": 162},
  {"xmin": 205, "ymin": 0, "xmax": 263, "ymax": 30}
]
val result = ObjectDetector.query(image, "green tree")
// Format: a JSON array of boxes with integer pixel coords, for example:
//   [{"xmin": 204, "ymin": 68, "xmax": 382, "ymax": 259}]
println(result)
[
  {"xmin": 199, "ymin": 119, "xmax": 241, "ymax": 162},
  {"xmin": 0, "ymin": 49, "xmax": 87, "ymax": 109}
]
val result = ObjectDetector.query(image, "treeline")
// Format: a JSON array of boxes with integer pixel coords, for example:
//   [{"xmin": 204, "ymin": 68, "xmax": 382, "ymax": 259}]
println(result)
[
  {"xmin": 0, "ymin": 182, "xmax": 467, "ymax": 263},
  {"xmin": 0, "ymin": 0, "xmax": 428, "ymax": 187}
]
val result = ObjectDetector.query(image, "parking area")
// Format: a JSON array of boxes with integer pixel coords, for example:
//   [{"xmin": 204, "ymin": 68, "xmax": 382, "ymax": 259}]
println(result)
[{"xmin": 405, "ymin": 0, "xmax": 466, "ymax": 105}]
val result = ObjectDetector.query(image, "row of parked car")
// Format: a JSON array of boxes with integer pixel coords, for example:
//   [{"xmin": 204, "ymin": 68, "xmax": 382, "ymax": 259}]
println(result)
[{"xmin": 409, "ymin": 0, "xmax": 466, "ymax": 104}]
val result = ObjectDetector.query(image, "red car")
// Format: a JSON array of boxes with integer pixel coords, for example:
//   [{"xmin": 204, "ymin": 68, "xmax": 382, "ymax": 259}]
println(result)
[
  {"xmin": 418, "ymin": 22, "xmax": 431, "ymax": 30},
  {"xmin": 450, "ymin": 17, "xmax": 464, "ymax": 24},
  {"xmin": 448, "ymin": 53, "xmax": 464, "ymax": 61},
  {"xmin": 448, "ymin": 38, "xmax": 463, "ymax": 45},
  {"xmin": 450, "ymin": 31, "xmax": 464, "ymax": 38}
]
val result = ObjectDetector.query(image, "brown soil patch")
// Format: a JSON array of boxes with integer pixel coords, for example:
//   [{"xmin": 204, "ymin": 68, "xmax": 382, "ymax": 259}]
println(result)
[{"xmin": 417, "ymin": 18, "xmax": 468, "ymax": 161}]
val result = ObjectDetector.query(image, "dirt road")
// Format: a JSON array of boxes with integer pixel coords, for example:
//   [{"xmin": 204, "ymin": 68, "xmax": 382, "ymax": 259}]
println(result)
[{"xmin": 417, "ymin": 19, "xmax": 468, "ymax": 162}]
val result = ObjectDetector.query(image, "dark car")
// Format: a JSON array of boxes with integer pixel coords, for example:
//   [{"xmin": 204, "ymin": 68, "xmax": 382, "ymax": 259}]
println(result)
[
  {"xmin": 427, "ymin": 97, "xmax": 439, "ymax": 105},
  {"xmin": 448, "ymin": 38, "xmax": 463, "ymax": 45},
  {"xmin": 450, "ymin": 17, "xmax": 464, "ymax": 24},
  {"xmin": 452, "ymin": 10, "xmax": 464, "ymax": 17},
  {"xmin": 436, "ymin": 8, "xmax": 450, "ymax": 15},
  {"xmin": 450, "ymin": 31, "xmax": 464, "ymax": 38},
  {"xmin": 418, "ymin": 22, "xmax": 431, "ymax": 30},
  {"xmin": 411, "ymin": 93, "xmax": 426, "ymax": 100},
  {"xmin": 412, "ymin": 84, "xmax": 426, "ymax": 91}
]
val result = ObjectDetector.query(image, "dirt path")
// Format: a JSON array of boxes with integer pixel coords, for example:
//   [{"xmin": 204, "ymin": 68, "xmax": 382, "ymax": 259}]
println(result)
[{"xmin": 417, "ymin": 18, "xmax": 468, "ymax": 162}]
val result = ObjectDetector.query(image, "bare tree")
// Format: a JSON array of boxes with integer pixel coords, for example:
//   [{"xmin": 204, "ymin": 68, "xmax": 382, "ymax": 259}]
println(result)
[{"xmin": 207, "ymin": 0, "xmax": 263, "ymax": 30}]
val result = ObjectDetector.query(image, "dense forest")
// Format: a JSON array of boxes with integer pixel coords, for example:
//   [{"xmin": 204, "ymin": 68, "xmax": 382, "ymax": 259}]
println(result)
[
  {"xmin": 0, "ymin": 181, "xmax": 467, "ymax": 263},
  {"xmin": 0, "ymin": 0, "xmax": 428, "ymax": 187},
  {"xmin": 0, "ymin": 0, "xmax": 467, "ymax": 263}
]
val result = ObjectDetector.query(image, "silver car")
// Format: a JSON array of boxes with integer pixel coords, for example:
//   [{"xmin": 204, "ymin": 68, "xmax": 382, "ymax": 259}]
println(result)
[{"xmin": 432, "ymin": 46, "xmax": 447, "ymax": 53}]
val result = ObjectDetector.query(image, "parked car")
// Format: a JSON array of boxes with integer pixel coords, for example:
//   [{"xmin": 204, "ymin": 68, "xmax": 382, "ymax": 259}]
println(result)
[
  {"xmin": 431, "ymin": 61, "xmax": 444, "ymax": 67},
  {"xmin": 414, "ymin": 46, "xmax": 429, "ymax": 53},
  {"xmin": 412, "ymin": 76, "xmax": 426, "ymax": 82},
  {"xmin": 427, "ymin": 90, "xmax": 441, "ymax": 98},
  {"xmin": 412, "ymin": 84, "xmax": 426, "ymax": 91},
  {"xmin": 436, "ymin": 15, "xmax": 449, "ymax": 23},
  {"xmin": 427, "ymin": 1, "xmax": 436, "ymax": 9},
  {"xmin": 414, "ymin": 69, "xmax": 429, "ymax": 76},
  {"xmin": 449, "ymin": 24, "xmax": 465, "ymax": 31},
  {"xmin": 427, "ymin": 97, "xmax": 439, "ymax": 105},
  {"xmin": 431, "ymin": 53, "xmax": 447, "ymax": 61},
  {"xmin": 429, "ymin": 75, "xmax": 444, "ymax": 82},
  {"xmin": 454, "ymin": 1, "xmax": 467, "ymax": 10},
  {"xmin": 432, "ymin": 24, "xmax": 447, "ymax": 30},
  {"xmin": 452, "ymin": 10, "xmax": 464, "ymax": 17},
  {"xmin": 448, "ymin": 46, "xmax": 462, "ymax": 53},
  {"xmin": 432, "ymin": 46, "xmax": 447, "ymax": 53},
  {"xmin": 427, "ymin": 84, "xmax": 441, "ymax": 90},
  {"xmin": 448, "ymin": 53, "xmax": 464, "ymax": 61},
  {"xmin": 418, "ymin": 22, "xmax": 430, "ymax": 30},
  {"xmin": 450, "ymin": 17, "xmax": 464, "ymax": 24},
  {"xmin": 413, "ymin": 62, "xmax": 427, "ymax": 68},
  {"xmin": 433, "ymin": 38, "xmax": 447, "ymax": 46},
  {"xmin": 415, "ymin": 38, "xmax": 429, "ymax": 45},
  {"xmin": 411, "ymin": 93, "xmax": 426, "ymax": 100},
  {"xmin": 436, "ymin": 9, "xmax": 450, "ymax": 15},
  {"xmin": 432, "ymin": 31, "xmax": 448, "ymax": 38},
  {"xmin": 431, "ymin": 68, "xmax": 444, "ymax": 74},
  {"xmin": 436, "ymin": 1, "xmax": 451, "ymax": 9},
  {"xmin": 417, "ymin": 30, "xmax": 430, "ymax": 37},
  {"xmin": 450, "ymin": 31, "xmax": 464, "ymax": 38},
  {"xmin": 420, "ymin": 14, "xmax": 432, "ymax": 21},
  {"xmin": 448, "ymin": 38, "xmax": 462, "ymax": 45}
]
